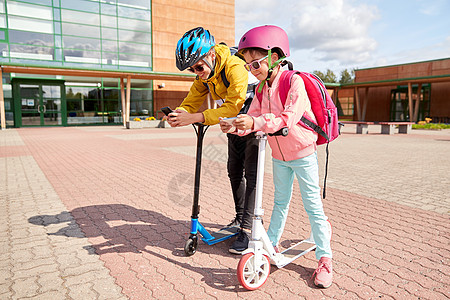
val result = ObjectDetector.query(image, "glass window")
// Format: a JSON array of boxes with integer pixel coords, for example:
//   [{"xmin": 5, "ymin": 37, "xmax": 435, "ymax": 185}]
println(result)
[
  {"xmin": 42, "ymin": 85, "xmax": 61, "ymax": 98},
  {"xmin": 61, "ymin": 0, "xmax": 99, "ymax": 14},
  {"xmin": 8, "ymin": 16, "xmax": 53, "ymax": 34},
  {"xmin": 55, "ymin": 35, "xmax": 62, "ymax": 48},
  {"xmin": 118, "ymin": 6, "xmax": 150, "ymax": 20},
  {"xmin": 66, "ymin": 86, "xmax": 89, "ymax": 99},
  {"xmin": 54, "ymin": 22, "xmax": 61, "ymax": 35},
  {"xmin": 0, "ymin": 31, "xmax": 4, "ymax": 40},
  {"xmin": 61, "ymin": 10, "xmax": 100, "ymax": 26},
  {"xmin": 103, "ymin": 98, "xmax": 119, "ymax": 112},
  {"xmin": 119, "ymin": 42, "xmax": 149, "ymax": 56},
  {"xmin": 130, "ymin": 100, "xmax": 152, "ymax": 116},
  {"xmin": 102, "ymin": 40, "xmax": 117, "ymax": 52},
  {"xmin": 62, "ymin": 23, "xmax": 100, "ymax": 38},
  {"xmin": 53, "ymin": 8, "xmax": 61, "ymax": 21},
  {"xmin": 118, "ymin": 29, "xmax": 150, "ymax": 43},
  {"xmin": 19, "ymin": 0, "xmax": 51, "ymax": 5},
  {"xmin": 0, "ymin": 42, "xmax": 8, "ymax": 56},
  {"xmin": 118, "ymin": 0, "xmax": 150, "ymax": 10},
  {"xmin": 101, "ymin": 15, "xmax": 117, "ymax": 28},
  {"xmin": 9, "ymin": 44, "xmax": 53, "ymax": 60},
  {"xmin": 0, "ymin": 1, "xmax": 4, "ymax": 14},
  {"xmin": 102, "ymin": 52, "xmax": 118, "ymax": 65},
  {"xmin": 3, "ymin": 85, "xmax": 12, "ymax": 98},
  {"xmin": 118, "ymin": 54, "xmax": 150, "ymax": 67},
  {"xmin": 101, "ymin": 3, "xmax": 117, "ymax": 16},
  {"xmin": 63, "ymin": 36, "xmax": 100, "ymax": 51},
  {"xmin": 9, "ymin": 30, "xmax": 54, "ymax": 47},
  {"xmin": 64, "ymin": 49, "xmax": 101, "ymax": 64},
  {"xmin": 101, "ymin": 27, "xmax": 117, "ymax": 40},
  {"xmin": 54, "ymin": 48, "xmax": 62, "ymax": 60},
  {"xmin": 103, "ymin": 89, "xmax": 119, "ymax": 99},
  {"xmin": 102, "ymin": 79, "xmax": 119, "ymax": 88},
  {"xmin": 7, "ymin": 1, "xmax": 52, "ymax": 20},
  {"xmin": 118, "ymin": 17, "xmax": 150, "ymax": 32},
  {"xmin": 131, "ymin": 89, "xmax": 152, "ymax": 100},
  {"xmin": 20, "ymin": 84, "xmax": 39, "ymax": 98},
  {"xmin": 0, "ymin": 15, "xmax": 5, "ymax": 28}
]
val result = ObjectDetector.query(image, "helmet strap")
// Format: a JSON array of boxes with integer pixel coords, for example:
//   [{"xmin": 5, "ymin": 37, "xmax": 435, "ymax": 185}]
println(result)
[
  {"xmin": 203, "ymin": 57, "xmax": 215, "ymax": 74},
  {"xmin": 202, "ymin": 49, "xmax": 216, "ymax": 79},
  {"xmin": 258, "ymin": 50, "xmax": 286, "ymax": 93}
]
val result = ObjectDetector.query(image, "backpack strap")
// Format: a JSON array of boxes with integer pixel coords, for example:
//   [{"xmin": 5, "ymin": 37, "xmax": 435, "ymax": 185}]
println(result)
[
  {"xmin": 256, "ymin": 70, "xmax": 328, "ymax": 140},
  {"xmin": 220, "ymin": 68, "xmax": 229, "ymax": 88},
  {"xmin": 256, "ymin": 69, "xmax": 294, "ymax": 103},
  {"xmin": 278, "ymin": 70, "xmax": 297, "ymax": 106},
  {"xmin": 202, "ymin": 67, "xmax": 229, "ymax": 91}
]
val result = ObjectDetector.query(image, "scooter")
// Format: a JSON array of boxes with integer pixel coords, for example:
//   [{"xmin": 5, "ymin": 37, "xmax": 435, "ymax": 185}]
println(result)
[
  {"xmin": 236, "ymin": 129, "xmax": 332, "ymax": 290},
  {"xmin": 161, "ymin": 107, "xmax": 239, "ymax": 256}
]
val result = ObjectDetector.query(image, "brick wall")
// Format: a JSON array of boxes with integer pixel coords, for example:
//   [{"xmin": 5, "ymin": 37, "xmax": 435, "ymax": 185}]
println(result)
[
  {"xmin": 353, "ymin": 58, "xmax": 450, "ymax": 121},
  {"xmin": 151, "ymin": 0, "xmax": 235, "ymax": 115}
]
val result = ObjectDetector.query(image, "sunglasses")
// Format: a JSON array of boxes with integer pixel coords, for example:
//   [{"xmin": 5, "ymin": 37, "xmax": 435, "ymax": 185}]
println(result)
[
  {"xmin": 244, "ymin": 55, "xmax": 268, "ymax": 72},
  {"xmin": 187, "ymin": 64, "xmax": 205, "ymax": 73}
]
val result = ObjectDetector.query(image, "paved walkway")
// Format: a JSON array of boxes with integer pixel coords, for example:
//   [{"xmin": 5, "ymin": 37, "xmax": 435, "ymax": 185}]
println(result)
[{"xmin": 0, "ymin": 125, "xmax": 449, "ymax": 299}]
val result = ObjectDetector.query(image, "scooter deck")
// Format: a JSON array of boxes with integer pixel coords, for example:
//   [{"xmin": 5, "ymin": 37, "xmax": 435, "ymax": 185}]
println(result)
[
  {"xmin": 281, "ymin": 240, "xmax": 316, "ymax": 260},
  {"xmin": 201, "ymin": 226, "xmax": 239, "ymax": 245}
]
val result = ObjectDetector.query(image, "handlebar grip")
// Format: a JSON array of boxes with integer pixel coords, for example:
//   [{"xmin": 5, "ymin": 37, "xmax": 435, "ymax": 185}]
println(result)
[{"xmin": 268, "ymin": 127, "xmax": 289, "ymax": 137}]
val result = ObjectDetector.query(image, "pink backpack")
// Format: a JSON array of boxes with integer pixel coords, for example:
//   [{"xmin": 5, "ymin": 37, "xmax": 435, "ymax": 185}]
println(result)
[
  {"xmin": 255, "ymin": 70, "xmax": 341, "ymax": 198},
  {"xmin": 256, "ymin": 70, "xmax": 340, "ymax": 145}
]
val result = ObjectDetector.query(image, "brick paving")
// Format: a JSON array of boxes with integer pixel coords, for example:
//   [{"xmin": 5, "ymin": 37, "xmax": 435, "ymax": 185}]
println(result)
[{"xmin": 0, "ymin": 125, "xmax": 449, "ymax": 299}]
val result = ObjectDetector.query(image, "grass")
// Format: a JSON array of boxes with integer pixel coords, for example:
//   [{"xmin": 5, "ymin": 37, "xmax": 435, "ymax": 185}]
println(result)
[{"xmin": 412, "ymin": 123, "xmax": 450, "ymax": 130}]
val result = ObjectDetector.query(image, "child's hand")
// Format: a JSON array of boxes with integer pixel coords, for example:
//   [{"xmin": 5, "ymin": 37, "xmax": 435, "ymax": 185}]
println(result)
[
  {"xmin": 219, "ymin": 117, "xmax": 236, "ymax": 133},
  {"xmin": 234, "ymin": 114, "xmax": 254, "ymax": 131}
]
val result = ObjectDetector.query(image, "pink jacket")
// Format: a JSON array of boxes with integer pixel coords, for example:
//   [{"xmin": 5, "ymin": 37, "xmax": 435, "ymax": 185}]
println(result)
[{"xmin": 241, "ymin": 70, "xmax": 318, "ymax": 161}]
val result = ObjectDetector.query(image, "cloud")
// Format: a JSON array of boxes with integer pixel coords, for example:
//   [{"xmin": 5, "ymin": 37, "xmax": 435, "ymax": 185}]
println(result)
[
  {"xmin": 235, "ymin": 0, "xmax": 380, "ymax": 65},
  {"xmin": 418, "ymin": 0, "xmax": 448, "ymax": 15},
  {"xmin": 375, "ymin": 35, "xmax": 450, "ymax": 67},
  {"xmin": 288, "ymin": 0, "xmax": 379, "ymax": 64}
]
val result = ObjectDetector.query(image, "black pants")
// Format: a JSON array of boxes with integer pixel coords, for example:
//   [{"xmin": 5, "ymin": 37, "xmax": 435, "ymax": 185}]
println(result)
[{"xmin": 227, "ymin": 133, "xmax": 259, "ymax": 230}]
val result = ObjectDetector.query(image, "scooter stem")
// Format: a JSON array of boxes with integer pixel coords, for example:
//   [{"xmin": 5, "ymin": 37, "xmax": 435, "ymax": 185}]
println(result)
[
  {"xmin": 191, "ymin": 123, "xmax": 208, "ymax": 219},
  {"xmin": 254, "ymin": 133, "xmax": 267, "ymax": 218}
]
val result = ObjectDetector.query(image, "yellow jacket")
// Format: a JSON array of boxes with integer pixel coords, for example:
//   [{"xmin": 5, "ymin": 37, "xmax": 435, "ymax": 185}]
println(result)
[{"xmin": 177, "ymin": 44, "xmax": 248, "ymax": 125}]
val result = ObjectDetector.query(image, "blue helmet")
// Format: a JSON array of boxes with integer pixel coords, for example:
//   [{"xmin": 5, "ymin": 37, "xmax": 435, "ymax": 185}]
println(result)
[{"xmin": 175, "ymin": 27, "xmax": 215, "ymax": 71}]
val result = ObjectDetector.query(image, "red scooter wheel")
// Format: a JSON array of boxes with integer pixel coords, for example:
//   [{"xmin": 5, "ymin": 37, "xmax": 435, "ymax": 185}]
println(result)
[{"xmin": 237, "ymin": 253, "xmax": 270, "ymax": 290}]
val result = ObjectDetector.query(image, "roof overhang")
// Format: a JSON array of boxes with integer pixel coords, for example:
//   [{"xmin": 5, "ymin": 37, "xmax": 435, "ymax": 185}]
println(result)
[
  {"xmin": 0, "ymin": 65, "xmax": 196, "ymax": 82},
  {"xmin": 341, "ymin": 74, "xmax": 450, "ymax": 88}
]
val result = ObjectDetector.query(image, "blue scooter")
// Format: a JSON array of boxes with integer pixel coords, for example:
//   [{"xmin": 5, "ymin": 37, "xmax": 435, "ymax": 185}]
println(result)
[{"xmin": 161, "ymin": 107, "xmax": 239, "ymax": 256}]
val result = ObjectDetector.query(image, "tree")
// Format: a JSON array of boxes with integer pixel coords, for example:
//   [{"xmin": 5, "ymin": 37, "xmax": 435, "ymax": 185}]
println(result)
[
  {"xmin": 339, "ymin": 69, "xmax": 355, "ymax": 84},
  {"xmin": 324, "ymin": 69, "xmax": 338, "ymax": 83},
  {"xmin": 313, "ymin": 69, "xmax": 338, "ymax": 83},
  {"xmin": 312, "ymin": 70, "xmax": 326, "ymax": 82}
]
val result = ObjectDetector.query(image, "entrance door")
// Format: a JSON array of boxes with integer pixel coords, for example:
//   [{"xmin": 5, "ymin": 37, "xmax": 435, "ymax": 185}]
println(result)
[{"xmin": 13, "ymin": 80, "xmax": 66, "ymax": 127}]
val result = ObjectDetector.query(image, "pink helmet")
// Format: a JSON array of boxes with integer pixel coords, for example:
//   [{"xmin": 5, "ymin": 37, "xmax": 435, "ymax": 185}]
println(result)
[{"xmin": 238, "ymin": 25, "xmax": 290, "ymax": 57}]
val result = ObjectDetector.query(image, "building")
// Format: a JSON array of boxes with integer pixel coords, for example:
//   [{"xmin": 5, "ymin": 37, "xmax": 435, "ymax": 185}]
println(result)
[
  {"xmin": 0, "ymin": 0, "xmax": 235, "ymax": 129},
  {"xmin": 0, "ymin": 1, "xmax": 449, "ymax": 130},
  {"xmin": 338, "ymin": 58, "xmax": 450, "ymax": 123}
]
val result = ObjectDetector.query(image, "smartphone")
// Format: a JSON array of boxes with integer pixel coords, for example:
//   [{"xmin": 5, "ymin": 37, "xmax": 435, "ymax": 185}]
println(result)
[
  {"xmin": 161, "ymin": 106, "xmax": 173, "ymax": 116},
  {"xmin": 222, "ymin": 117, "xmax": 237, "ymax": 125}
]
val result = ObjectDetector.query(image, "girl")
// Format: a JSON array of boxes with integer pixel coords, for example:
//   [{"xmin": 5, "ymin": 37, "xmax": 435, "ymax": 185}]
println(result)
[{"xmin": 219, "ymin": 25, "xmax": 333, "ymax": 288}]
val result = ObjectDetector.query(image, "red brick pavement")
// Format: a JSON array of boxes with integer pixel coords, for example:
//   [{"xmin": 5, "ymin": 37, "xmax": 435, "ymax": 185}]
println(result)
[{"xmin": 9, "ymin": 126, "xmax": 450, "ymax": 299}]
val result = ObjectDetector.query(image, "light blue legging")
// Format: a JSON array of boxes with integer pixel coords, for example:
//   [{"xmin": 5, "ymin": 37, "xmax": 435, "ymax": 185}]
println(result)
[{"xmin": 267, "ymin": 152, "xmax": 332, "ymax": 259}]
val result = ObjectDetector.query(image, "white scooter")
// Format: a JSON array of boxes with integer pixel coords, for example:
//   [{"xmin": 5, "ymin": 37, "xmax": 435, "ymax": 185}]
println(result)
[{"xmin": 236, "ymin": 129, "xmax": 332, "ymax": 290}]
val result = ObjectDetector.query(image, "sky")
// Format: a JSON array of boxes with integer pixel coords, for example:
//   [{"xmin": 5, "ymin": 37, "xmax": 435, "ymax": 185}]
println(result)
[{"xmin": 235, "ymin": 0, "xmax": 450, "ymax": 76}]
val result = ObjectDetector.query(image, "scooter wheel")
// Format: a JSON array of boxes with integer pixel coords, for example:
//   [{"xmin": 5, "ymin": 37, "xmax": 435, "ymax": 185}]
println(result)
[
  {"xmin": 184, "ymin": 237, "xmax": 197, "ymax": 256},
  {"xmin": 237, "ymin": 253, "xmax": 270, "ymax": 290}
]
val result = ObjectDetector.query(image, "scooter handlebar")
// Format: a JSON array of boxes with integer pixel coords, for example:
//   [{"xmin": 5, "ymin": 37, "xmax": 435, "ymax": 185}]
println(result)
[{"xmin": 268, "ymin": 127, "xmax": 289, "ymax": 137}]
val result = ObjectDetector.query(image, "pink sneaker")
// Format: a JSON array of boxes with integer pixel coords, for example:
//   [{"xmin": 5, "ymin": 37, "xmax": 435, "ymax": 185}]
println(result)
[{"xmin": 312, "ymin": 257, "xmax": 333, "ymax": 288}]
